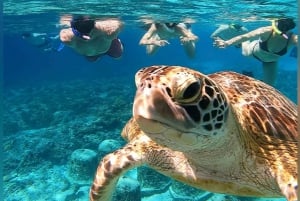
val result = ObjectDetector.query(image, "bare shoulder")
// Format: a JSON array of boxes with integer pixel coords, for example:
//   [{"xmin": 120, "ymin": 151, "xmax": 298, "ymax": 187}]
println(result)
[
  {"xmin": 59, "ymin": 28, "xmax": 74, "ymax": 43},
  {"xmin": 94, "ymin": 19, "xmax": 124, "ymax": 36},
  {"xmin": 96, "ymin": 19, "xmax": 123, "ymax": 27},
  {"xmin": 251, "ymin": 26, "xmax": 271, "ymax": 34}
]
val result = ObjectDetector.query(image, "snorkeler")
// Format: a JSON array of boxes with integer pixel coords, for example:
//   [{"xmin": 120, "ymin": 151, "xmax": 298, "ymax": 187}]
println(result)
[
  {"xmin": 139, "ymin": 21, "xmax": 198, "ymax": 58},
  {"xmin": 59, "ymin": 16, "xmax": 124, "ymax": 62},
  {"xmin": 213, "ymin": 18, "xmax": 298, "ymax": 86},
  {"xmin": 210, "ymin": 23, "xmax": 248, "ymax": 47},
  {"xmin": 22, "ymin": 32, "xmax": 64, "ymax": 52}
]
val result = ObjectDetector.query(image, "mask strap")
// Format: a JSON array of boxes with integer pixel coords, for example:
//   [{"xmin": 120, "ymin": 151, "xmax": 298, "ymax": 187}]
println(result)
[{"xmin": 272, "ymin": 20, "xmax": 288, "ymax": 39}]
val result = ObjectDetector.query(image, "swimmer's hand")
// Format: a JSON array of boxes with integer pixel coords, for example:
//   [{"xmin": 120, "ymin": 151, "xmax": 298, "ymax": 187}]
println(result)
[
  {"xmin": 155, "ymin": 40, "xmax": 169, "ymax": 46},
  {"xmin": 180, "ymin": 35, "xmax": 198, "ymax": 44},
  {"xmin": 213, "ymin": 37, "xmax": 229, "ymax": 48}
]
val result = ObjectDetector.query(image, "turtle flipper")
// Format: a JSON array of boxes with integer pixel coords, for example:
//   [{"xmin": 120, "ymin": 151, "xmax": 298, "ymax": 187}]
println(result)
[
  {"xmin": 89, "ymin": 144, "xmax": 143, "ymax": 201},
  {"xmin": 278, "ymin": 179, "xmax": 297, "ymax": 201}
]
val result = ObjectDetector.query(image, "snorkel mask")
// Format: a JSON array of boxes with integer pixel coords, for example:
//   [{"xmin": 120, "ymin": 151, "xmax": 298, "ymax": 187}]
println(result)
[
  {"xmin": 71, "ymin": 16, "xmax": 95, "ymax": 40},
  {"xmin": 272, "ymin": 18, "xmax": 296, "ymax": 39},
  {"xmin": 272, "ymin": 20, "xmax": 288, "ymax": 39}
]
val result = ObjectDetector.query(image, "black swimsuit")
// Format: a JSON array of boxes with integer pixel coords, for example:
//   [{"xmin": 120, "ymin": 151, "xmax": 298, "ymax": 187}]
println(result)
[{"xmin": 259, "ymin": 31, "xmax": 291, "ymax": 56}]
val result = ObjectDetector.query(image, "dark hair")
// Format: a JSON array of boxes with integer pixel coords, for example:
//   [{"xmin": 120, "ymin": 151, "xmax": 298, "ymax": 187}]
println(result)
[
  {"xmin": 276, "ymin": 18, "xmax": 296, "ymax": 32},
  {"xmin": 71, "ymin": 16, "xmax": 95, "ymax": 35}
]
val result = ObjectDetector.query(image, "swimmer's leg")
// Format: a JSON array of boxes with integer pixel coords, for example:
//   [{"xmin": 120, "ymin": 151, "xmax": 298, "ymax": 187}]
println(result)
[
  {"xmin": 183, "ymin": 41, "xmax": 196, "ymax": 59},
  {"xmin": 146, "ymin": 45, "xmax": 160, "ymax": 55},
  {"xmin": 262, "ymin": 62, "xmax": 277, "ymax": 87}
]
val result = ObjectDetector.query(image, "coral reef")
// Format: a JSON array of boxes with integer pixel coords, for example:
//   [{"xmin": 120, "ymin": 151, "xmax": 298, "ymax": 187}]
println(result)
[
  {"xmin": 68, "ymin": 149, "xmax": 98, "ymax": 182},
  {"xmin": 169, "ymin": 180, "xmax": 206, "ymax": 199},
  {"xmin": 137, "ymin": 166, "xmax": 171, "ymax": 196},
  {"xmin": 98, "ymin": 139, "xmax": 123, "ymax": 160},
  {"xmin": 113, "ymin": 177, "xmax": 141, "ymax": 201},
  {"xmin": 3, "ymin": 77, "xmax": 134, "ymax": 201}
]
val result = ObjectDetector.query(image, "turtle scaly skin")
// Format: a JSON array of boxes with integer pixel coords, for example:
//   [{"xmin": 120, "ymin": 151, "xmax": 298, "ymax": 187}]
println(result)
[{"xmin": 90, "ymin": 65, "xmax": 297, "ymax": 201}]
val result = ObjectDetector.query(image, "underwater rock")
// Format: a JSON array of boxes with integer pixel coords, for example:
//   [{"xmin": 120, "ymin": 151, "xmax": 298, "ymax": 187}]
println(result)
[
  {"xmin": 206, "ymin": 194, "xmax": 241, "ymax": 201},
  {"xmin": 62, "ymin": 185, "xmax": 90, "ymax": 201},
  {"xmin": 68, "ymin": 149, "xmax": 98, "ymax": 182},
  {"xmin": 97, "ymin": 139, "xmax": 123, "ymax": 159},
  {"xmin": 113, "ymin": 176, "xmax": 141, "ymax": 201},
  {"xmin": 137, "ymin": 166, "xmax": 172, "ymax": 197},
  {"xmin": 169, "ymin": 180, "xmax": 213, "ymax": 201}
]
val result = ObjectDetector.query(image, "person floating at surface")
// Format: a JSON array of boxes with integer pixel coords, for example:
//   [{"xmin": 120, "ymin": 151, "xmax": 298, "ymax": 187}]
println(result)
[
  {"xmin": 213, "ymin": 18, "xmax": 298, "ymax": 86},
  {"xmin": 59, "ymin": 16, "xmax": 124, "ymax": 62},
  {"xmin": 212, "ymin": 23, "xmax": 254, "ymax": 75},
  {"xmin": 139, "ymin": 21, "xmax": 198, "ymax": 58},
  {"xmin": 22, "ymin": 32, "xmax": 64, "ymax": 52},
  {"xmin": 210, "ymin": 23, "xmax": 248, "ymax": 48}
]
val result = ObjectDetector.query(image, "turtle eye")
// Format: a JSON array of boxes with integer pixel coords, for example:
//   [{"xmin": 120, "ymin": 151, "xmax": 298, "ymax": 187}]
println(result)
[{"xmin": 180, "ymin": 81, "xmax": 201, "ymax": 103}]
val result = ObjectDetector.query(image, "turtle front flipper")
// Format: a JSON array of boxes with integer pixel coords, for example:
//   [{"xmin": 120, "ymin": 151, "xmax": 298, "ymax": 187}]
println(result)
[
  {"xmin": 89, "ymin": 143, "xmax": 143, "ymax": 201},
  {"xmin": 277, "ymin": 175, "xmax": 297, "ymax": 201},
  {"xmin": 281, "ymin": 183, "xmax": 297, "ymax": 201}
]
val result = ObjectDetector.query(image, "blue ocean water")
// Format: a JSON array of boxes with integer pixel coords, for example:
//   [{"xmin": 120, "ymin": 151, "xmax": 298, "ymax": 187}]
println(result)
[{"xmin": 3, "ymin": 1, "xmax": 298, "ymax": 201}]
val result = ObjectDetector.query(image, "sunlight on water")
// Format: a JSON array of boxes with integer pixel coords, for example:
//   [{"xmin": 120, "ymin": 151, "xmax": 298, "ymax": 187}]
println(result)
[{"xmin": 3, "ymin": 0, "xmax": 298, "ymax": 33}]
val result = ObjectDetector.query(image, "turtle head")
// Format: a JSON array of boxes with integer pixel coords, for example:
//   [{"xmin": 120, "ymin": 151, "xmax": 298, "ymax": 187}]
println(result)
[{"xmin": 133, "ymin": 66, "xmax": 229, "ymax": 150}]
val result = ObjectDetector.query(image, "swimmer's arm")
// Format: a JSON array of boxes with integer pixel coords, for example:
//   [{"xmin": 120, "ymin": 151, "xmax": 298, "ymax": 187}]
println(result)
[
  {"xmin": 176, "ymin": 24, "xmax": 198, "ymax": 41},
  {"xmin": 210, "ymin": 25, "xmax": 227, "ymax": 38},
  {"xmin": 225, "ymin": 26, "xmax": 271, "ymax": 46},
  {"xmin": 139, "ymin": 24, "xmax": 159, "ymax": 45},
  {"xmin": 95, "ymin": 19, "xmax": 124, "ymax": 39}
]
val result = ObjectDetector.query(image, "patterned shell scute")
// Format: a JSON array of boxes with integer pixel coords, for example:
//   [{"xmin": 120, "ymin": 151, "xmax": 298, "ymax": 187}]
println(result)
[{"xmin": 208, "ymin": 71, "xmax": 298, "ymax": 142}]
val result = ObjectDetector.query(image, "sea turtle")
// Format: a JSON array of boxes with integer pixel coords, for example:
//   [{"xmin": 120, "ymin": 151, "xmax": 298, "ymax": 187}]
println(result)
[{"xmin": 90, "ymin": 65, "xmax": 297, "ymax": 201}]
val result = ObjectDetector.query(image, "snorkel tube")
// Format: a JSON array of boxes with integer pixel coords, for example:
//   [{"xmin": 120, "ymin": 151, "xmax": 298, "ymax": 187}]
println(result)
[{"xmin": 272, "ymin": 20, "xmax": 289, "ymax": 39}]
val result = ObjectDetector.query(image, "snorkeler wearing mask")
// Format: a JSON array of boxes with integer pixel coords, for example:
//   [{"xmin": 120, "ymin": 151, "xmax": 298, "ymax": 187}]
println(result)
[
  {"xmin": 22, "ymin": 32, "xmax": 64, "ymax": 52},
  {"xmin": 213, "ymin": 18, "xmax": 298, "ymax": 86},
  {"xmin": 59, "ymin": 16, "xmax": 124, "ymax": 62},
  {"xmin": 211, "ymin": 23, "xmax": 248, "ymax": 48},
  {"xmin": 139, "ymin": 21, "xmax": 198, "ymax": 58}
]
